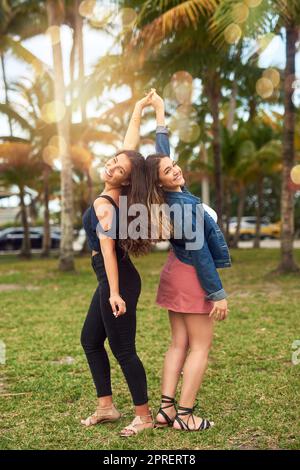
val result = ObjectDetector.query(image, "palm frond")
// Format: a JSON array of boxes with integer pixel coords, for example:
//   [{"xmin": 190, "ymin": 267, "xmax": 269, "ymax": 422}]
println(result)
[
  {"xmin": 0, "ymin": 103, "xmax": 34, "ymax": 132},
  {"xmin": 0, "ymin": 36, "xmax": 52, "ymax": 79},
  {"xmin": 208, "ymin": 0, "xmax": 275, "ymax": 50},
  {"xmin": 135, "ymin": 0, "xmax": 218, "ymax": 51}
]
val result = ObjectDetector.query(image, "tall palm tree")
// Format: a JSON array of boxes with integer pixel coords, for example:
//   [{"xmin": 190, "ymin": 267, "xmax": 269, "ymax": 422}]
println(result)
[
  {"xmin": 46, "ymin": 0, "xmax": 74, "ymax": 271},
  {"xmin": 0, "ymin": 75, "xmax": 60, "ymax": 256},
  {"xmin": 209, "ymin": 0, "xmax": 300, "ymax": 272},
  {"xmin": 0, "ymin": 0, "xmax": 46, "ymax": 132},
  {"xmin": 133, "ymin": 1, "xmax": 228, "ymax": 225},
  {"xmin": 0, "ymin": 142, "xmax": 42, "ymax": 257}
]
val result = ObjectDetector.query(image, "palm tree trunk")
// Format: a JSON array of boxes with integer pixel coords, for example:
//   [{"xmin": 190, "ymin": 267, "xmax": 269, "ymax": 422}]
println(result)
[
  {"xmin": 249, "ymin": 96, "xmax": 257, "ymax": 121},
  {"xmin": 226, "ymin": 79, "xmax": 238, "ymax": 134},
  {"xmin": 75, "ymin": 0, "xmax": 86, "ymax": 121},
  {"xmin": 42, "ymin": 164, "xmax": 51, "ymax": 257},
  {"xmin": 253, "ymin": 177, "xmax": 263, "ymax": 248},
  {"xmin": 1, "ymin": 53, "xmax": 13, "ymax": 135},
  {"xmin": 225, "ymin": 185, "xmax": 231, "ymax": 242},
  {"xmin": 69, "ymin": 31, "xmax": 76, "ymax": 106},
  {"xmin": 47, "ymin": 0, "xmax": 74, "ymax": 271},
  {"xmin": 232, "ymin": 186, "xmax": 246, "ymax": 248},
  {"xmin": 206, "ymin": 72, "xmax": 223, "ymax": 230},
  {"xmin": 200, "ymin": 143, "xmax": 210, "ymax": 205},
  {"xmin": 276, "ymin": 23, "xmax": 299, "ymax": 272},
  {"xmin": 19, "ymin": 185, "xmax": 31, "ymax": 258}
]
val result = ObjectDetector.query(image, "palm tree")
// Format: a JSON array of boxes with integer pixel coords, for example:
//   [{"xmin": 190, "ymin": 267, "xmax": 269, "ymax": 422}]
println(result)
[
  {"xmin": 46, "ymin": 0, "xmax": 74, "ymax": 271},
  {"xmin": 0, "ymin": 142, "xmax": 41, "ymax": 257},
  {"xmin": 132, "ymin": 1, "xmax": 230, "ymax": 225},
  {"xmin": 209, "ymin": 0, "xmax": 300, "ymax": 271},
  {"xmin": 0, "ymin": 0, "xmax": 46, "ymax": 135}
]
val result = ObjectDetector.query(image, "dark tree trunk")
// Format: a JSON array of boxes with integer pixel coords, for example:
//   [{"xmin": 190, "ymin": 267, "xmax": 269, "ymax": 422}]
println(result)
[
  {"xmin": 19, "ymin": 186, "xmax": 31, "ymax": 258},
  {"xmin": 232, "ymin": 186, "xmax": 246, "ymax": 248},
  {"xmin": 276, "ymin": 23, "xmax": 299, "ymax": 272},
  {"xmin": 253, "ymin": 177, "xmax": 263, "ymax": 248},
  {"xmin": 42, "ymin": 164, "xmax": 51, "ymax": 257},
  {"xmin": 224, "ymin": 184, "xmax": 231, "ymax": 242},
  {"xmin": 75, "ymin": 0, "xmax": 86, "ymax": 121},
  {"xmin": 207, "ymin": 73, "xmax": 223, "ymax": 230},
  {"xmin": 47, "ymin": 0, "xmax": 74, "ymax": 271},
  {"xmin": 1, "ymin": 54, "xmax": 13, "ymax": 135}
]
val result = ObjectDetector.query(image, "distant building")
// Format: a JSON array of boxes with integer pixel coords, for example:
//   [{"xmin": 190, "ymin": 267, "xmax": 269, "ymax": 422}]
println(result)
[
  {"xmin": 0, "ymin": 189, "xmax": 20, "ymax": 227},
  {"xmin": 0, "ymin": 207, "xmax": 20, "ymax": 226}
]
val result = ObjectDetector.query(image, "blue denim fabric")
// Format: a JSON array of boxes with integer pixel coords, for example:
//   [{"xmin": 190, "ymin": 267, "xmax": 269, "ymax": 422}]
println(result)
[{"xmin": 155, "ymin": 127, "xmax": 231, "ymax": 301}]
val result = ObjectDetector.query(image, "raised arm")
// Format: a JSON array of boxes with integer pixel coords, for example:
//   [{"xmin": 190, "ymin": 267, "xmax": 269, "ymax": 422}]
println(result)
[
  {"xmin": 123, "ymin": 91, "xmax": 155, "ymax": 150},
  {"xmin": 151, "ymin": 92, "xmax": 171, "ymax": 157}
]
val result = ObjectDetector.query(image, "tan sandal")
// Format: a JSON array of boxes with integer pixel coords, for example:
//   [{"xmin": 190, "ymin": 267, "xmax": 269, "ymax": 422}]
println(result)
[
  {"xmin": 81, "ymin": 403, "xmax": 121, "ymax": 427},
  {"xmin": 120, "ymin": 413, "xmax": 154, "ymax": 437}
]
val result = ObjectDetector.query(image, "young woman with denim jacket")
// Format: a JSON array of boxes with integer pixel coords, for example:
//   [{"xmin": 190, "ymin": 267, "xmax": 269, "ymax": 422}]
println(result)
[{"xmin": 145, "ymin": 92, "xmax": 231, "ymax": 432}]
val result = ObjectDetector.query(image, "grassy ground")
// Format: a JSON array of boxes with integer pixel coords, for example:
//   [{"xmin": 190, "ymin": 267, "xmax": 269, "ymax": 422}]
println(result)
[{"xmin": 0, "ymin": 249, "xmax": 299, "ymax": 450}]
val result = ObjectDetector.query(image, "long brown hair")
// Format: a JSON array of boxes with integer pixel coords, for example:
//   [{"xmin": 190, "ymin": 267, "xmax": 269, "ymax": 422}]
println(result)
[
  {"xmin": 115, "ymin": 149, "xmax": 152, "ymax": 256},
  {"xmin": 144, "ymin": 153, "xmax": 173, "ymax": 241}
]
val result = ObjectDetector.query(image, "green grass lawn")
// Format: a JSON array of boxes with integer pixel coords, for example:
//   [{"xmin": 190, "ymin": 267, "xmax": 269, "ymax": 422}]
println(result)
[{"xmin": 0, "ymin": 249, "xmax": 299, "ymax": 450}]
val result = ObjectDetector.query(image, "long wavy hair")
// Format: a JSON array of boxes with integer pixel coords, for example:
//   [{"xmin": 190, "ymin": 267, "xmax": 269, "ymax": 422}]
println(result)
[
  {"xmin": 116, "ymin": 149, "xmax": 152, "ymax": 257},
  {"xmin": 144, "ymin": 153, "xmax": 174, "ymax": 242}
]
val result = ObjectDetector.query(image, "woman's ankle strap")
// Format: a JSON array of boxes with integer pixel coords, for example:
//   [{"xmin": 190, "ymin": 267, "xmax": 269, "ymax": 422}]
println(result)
[{"xmin": 161, "ymin": 394, "xmax": 176, "ymax": 403}]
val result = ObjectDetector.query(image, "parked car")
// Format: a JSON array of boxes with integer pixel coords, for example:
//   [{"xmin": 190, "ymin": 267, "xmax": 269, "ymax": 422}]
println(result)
[
  {"xmin": 0, "ymin": 227, "xmax": 60, "ymax": 251},
  {"xmin": 229, "ymin": 217, "xmax": 281, "ymax": 240}
]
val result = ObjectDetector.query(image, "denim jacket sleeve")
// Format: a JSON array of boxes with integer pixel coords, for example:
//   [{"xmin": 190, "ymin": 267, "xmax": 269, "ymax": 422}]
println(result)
[
  {"xmin": 190, "ymin": 244, "xmax": 227, "ymax": 301},
  {"xmin": 155, "ymin": 126, "xmax": 170, "ymax": 157},
  {"xmin": 189, "ymin": 203, "xmax": 227, "ymax": 301}
]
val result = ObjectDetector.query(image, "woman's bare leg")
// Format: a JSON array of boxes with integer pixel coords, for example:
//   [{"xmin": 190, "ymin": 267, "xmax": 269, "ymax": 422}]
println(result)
[
  {"xmin": 174, "ymin": 313, "xmax": 214, "ymax": 430},
  {"xmin": 156, "ymin": 310, "xmax": 188, "ymax": 424}
]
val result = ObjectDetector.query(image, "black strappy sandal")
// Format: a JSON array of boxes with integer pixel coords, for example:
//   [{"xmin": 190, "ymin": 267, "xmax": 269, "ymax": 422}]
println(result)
[
  {"xmin": 174, "ymin": 403, "xmax": 214, "ymax": 432},
  {"xmin": 155, "ymin": 395, "xmax": 177, "ymax": 428}
]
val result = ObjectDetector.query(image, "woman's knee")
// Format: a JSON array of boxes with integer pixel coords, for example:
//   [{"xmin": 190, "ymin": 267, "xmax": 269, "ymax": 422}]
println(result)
[
  {"xmin": 111, "ymin": 346, "xmax": 139, "ymax": 366},
  {"xmin": 80, "ymin": 326, "xmax": 103, "ymax": 352},
  {"xmin": 169, "ymin": 341, "xmax": 189, "ymax": 355},
  {"xmin": 189, "ymin": 342, "xmax": 212, "ymax": 359}
]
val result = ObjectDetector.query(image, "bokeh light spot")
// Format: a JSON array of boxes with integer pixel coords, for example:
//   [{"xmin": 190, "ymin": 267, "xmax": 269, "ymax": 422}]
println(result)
[
  {"xmin": 118, "ymin": 7, "xmax": 137, "ymax": 29},
  {"xmin": 162, "ymin": 82, "xmax": 177, "ymax": 103},
  {"xmin": 41, "ymin": 101, "xmax": 66, "ymax": 124},
  {"xmin": 79, "ymin": 0, "xmax": 96, "ymax": 18},
  {"xmin": 256, "ymin": 77, "xmax": 274, "ymax": 99},
  {"xmin": 89, "ymin": 3, "xmax": 115, "ymax": 28},
  {"xmin": 42, "ymin": 145, "xmax": 60, "ymax": 167},
  {"xmin": 224, "ymin": 24, "xmax": 242, "ymax": 44},
  {"xmin": 291, "ymin": 165, "xmax": 300, "ymax": 185},
  {"xmin": 179, "ymin": 122, "xmax": 201, "ymax": 143},
  {"xmin": 232, "ymin": 3, "xmax": 249, "ymax": 24},
  {"xmin": 263, "ymin": 68, "xmax": 280, "ymax": 88},
  {"xmin": 46, "ymin": 26, "xmax": 61, "ymax": 45}
]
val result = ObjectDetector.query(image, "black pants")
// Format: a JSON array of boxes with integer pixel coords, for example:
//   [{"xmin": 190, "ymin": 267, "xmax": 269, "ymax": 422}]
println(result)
[{"xmin": 80, "ymin": 253, "xmax": 148, "ymax": 406}]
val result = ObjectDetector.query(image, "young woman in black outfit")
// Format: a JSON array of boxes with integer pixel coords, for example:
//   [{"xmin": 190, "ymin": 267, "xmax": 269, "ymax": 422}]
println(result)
[{"xmin": 80, "ymin": 92, "xmax": 154, "ymax": 437}]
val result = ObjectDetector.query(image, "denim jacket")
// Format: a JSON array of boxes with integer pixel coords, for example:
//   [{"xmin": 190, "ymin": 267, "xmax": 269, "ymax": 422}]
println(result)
[{"xmin": 155, "ymin": 126, "xmax": 231, "ymax": 301}]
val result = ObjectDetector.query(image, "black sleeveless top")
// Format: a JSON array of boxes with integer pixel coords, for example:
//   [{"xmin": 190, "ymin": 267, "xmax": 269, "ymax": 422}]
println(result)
[{"xmin": 82, "ymin": 194, "xmax": 121, "ymax": 253}]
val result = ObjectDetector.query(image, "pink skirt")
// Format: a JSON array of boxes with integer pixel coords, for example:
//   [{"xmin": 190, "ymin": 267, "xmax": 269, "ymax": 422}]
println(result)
[{"xmin": 156, "ymin": 250, "xmax": 214, "ymax": 314}]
